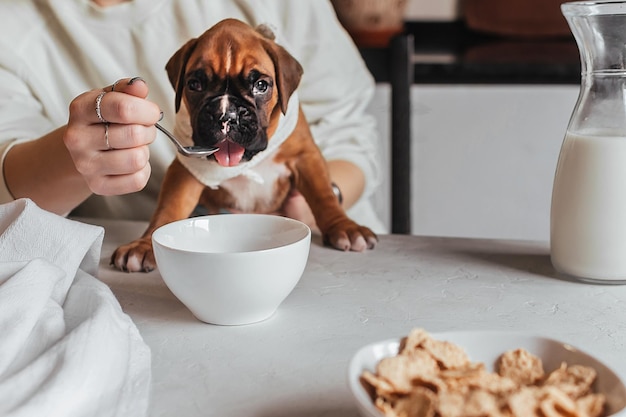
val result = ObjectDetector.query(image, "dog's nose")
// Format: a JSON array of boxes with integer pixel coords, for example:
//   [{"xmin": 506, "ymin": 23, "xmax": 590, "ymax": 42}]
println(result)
[
  {"xmin": 219, "ymin": 106, "xmax": 239, "ymax": 134},
  {"xmin": 219, "ymin": 109, "xmax": 238, "ymax": 124}
]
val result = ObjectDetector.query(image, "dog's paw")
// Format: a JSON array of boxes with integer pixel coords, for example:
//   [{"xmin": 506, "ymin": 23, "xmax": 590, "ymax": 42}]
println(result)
[
  {"xmin": 110, "ymin": 238, "xmax": 156, "ymax": 272},
  {"xmin": 323, "ymin": 221, "xmax": 378, "ymax": 252}
]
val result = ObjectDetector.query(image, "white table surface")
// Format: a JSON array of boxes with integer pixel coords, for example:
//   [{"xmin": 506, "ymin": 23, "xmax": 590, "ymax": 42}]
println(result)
[{"xmin": 92, "ymin": 218, "xmax": 626, "ymax": 417}]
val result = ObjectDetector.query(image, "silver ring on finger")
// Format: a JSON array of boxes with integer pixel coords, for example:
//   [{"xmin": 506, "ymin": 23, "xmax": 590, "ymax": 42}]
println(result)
[
  {"xmin": 104, "ymin": 123, "xmax": 112, "ymax": 150},
  {"xmin": 95, "ymin": 91, "xmax": 108, "ymax": 123}
]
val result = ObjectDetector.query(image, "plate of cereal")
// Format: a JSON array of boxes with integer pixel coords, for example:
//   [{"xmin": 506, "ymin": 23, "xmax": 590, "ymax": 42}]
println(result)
[{"xmin": 348, "ymin": 329, "xmax": 626, "ymax": 417}]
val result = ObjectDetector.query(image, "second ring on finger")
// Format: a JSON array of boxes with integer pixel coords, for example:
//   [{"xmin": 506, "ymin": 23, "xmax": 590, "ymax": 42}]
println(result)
[
  {"xmin": 104, "ymin": 123, "xmax": 111, "ymax": 150},
  {"xmin": 98, "ymin": 121, "xmax": 157, "ymax": 154},
  {"xmin": 101, "ymin": 122, "xmax": 116, "ymax": 151}
]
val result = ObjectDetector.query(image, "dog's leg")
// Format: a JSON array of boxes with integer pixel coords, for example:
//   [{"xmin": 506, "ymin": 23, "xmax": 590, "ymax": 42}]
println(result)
[
  {"xmin": 297, "ymin": 167, "xmax": 378, "ymax": 252},
  {"xmin": 111, "ymin": 160, "xmax": 205, "ymax": 272},
  {"xmin": 282, "ymin": 116, "xmax": 378, "ymax": 252}
]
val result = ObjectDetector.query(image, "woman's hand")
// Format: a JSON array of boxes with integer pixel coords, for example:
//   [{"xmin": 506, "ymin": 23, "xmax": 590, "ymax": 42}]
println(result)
[
  {"xmin": 63, "ymin": 77, "xmax": 162, "ymax": 196},
  {"xmin": 275, "ymin": 161, "xmax": 363, "ymax": 233},
  {"xmin": 277, "ymin": 189, "xmax": 320, "ymax": 233}
]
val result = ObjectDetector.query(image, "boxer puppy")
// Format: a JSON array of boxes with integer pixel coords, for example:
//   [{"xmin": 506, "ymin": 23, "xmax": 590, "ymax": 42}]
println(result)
[{"xmin": 111, "ymin": 18, "xmax": 377, "ymax": 272}]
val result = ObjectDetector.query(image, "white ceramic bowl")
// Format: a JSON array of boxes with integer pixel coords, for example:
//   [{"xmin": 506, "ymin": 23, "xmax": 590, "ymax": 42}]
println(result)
[
  {"xmin": 152, "ymin": 214, "xmax": 311, "ymax": 325},
  {"xmin": 349, "ymin": 330, "xmax": 626, "ymax": 417}
]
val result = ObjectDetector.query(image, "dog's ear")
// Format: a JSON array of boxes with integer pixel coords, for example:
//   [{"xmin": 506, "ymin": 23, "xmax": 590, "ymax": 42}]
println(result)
[
  {"xmin": 165, "ymin": 38, "xmax": 198, "ymax": 113},
  {"xmin": 264, "ymin": 42, "xmax": 303, "ymax": 115}
]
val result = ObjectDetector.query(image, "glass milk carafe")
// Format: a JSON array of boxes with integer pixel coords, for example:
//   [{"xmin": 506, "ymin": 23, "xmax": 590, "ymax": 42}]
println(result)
[{"xmin": 551, "ymin": 1, "xmax": 626, "ymax": 283}]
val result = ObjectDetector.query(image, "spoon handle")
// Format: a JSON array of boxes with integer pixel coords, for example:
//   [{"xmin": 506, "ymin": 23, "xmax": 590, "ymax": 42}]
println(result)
[
  {"xmin": 155, "ymin": 123, "xmax": 218, "ymax": 157},
  {"xmin": 155, "ymin": 123, "xmax": 185, "ymax": 151}
]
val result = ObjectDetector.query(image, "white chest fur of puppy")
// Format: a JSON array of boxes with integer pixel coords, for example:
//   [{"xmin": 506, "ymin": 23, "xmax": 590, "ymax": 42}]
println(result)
[{"xmin": 219, "ymin": 157, "xmax": 292, "ymax": 212}]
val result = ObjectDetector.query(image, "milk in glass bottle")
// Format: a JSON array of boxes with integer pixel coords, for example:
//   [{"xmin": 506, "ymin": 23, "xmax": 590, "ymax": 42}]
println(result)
[{"xmin": 551, "ymin": 1, "xmax": 626, "ymax": 283}]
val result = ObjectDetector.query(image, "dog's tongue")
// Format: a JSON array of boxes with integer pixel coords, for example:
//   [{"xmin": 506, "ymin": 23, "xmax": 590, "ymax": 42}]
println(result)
[{"xmin": 213, "ymin": 142, "xmax": 245, "ymax": 166}]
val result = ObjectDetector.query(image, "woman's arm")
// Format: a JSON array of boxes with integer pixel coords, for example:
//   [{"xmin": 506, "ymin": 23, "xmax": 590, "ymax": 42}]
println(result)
[
  {"xmin": 4, "ymin": 126, "xmax": 91, "ymax": 215},
  {"xmin": 328, "ymin": 160, "xmax": 365, "ymax": 210},
  {"xmin": 3, "ymin": 78, "xmax": 161, "ymax": 215},
  {"xmin": 278, "ymin": 159, "xmax": 365, "ymax": 233}
]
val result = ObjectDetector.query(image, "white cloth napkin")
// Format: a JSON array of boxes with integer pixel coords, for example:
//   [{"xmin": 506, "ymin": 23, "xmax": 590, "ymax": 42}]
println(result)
[{"xmin": 0, "ymin": 199, "xmax": 151, "ymax": 417}]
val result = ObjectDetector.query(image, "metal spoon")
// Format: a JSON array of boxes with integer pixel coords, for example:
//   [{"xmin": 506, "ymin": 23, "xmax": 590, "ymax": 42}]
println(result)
[{"xmin": 155, "ymin": 123, "xmax": 218, "ymax": 158}]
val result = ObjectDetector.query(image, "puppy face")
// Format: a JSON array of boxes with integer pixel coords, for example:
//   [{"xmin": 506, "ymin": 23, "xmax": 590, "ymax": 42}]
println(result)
[{"xmin": 166, "ymin": 19, "xmax": 303, "ymax": 166}]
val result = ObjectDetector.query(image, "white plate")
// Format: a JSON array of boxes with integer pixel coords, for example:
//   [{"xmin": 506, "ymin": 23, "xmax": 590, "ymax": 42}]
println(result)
[{"xmin": 348, "ymin": 331, "xmax": 626, "ymax": 417}]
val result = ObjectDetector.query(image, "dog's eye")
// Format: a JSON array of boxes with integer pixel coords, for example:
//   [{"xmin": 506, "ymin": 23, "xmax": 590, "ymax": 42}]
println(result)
[
  {"xmin": 253, "ymin": 80, "xmax": 269, "ymax": 95},
  {"xmin": 186, "ymin": 78, "xmax": 203, "ymax": 92}
]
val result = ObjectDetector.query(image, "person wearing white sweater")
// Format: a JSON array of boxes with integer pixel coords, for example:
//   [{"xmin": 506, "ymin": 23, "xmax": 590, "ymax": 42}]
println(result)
[{"xmin": 0, "ymin": 0, "xmax": 386, "ymax": 233}]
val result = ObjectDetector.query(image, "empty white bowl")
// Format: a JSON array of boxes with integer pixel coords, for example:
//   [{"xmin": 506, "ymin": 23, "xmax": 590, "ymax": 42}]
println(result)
[
  {"xmin": 152, "ymin": 214, "xmax": 311, "ymax": 325},
  {"xmin": 349, "ymin": 330, "xmax": 626, "ymax": 417}
]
